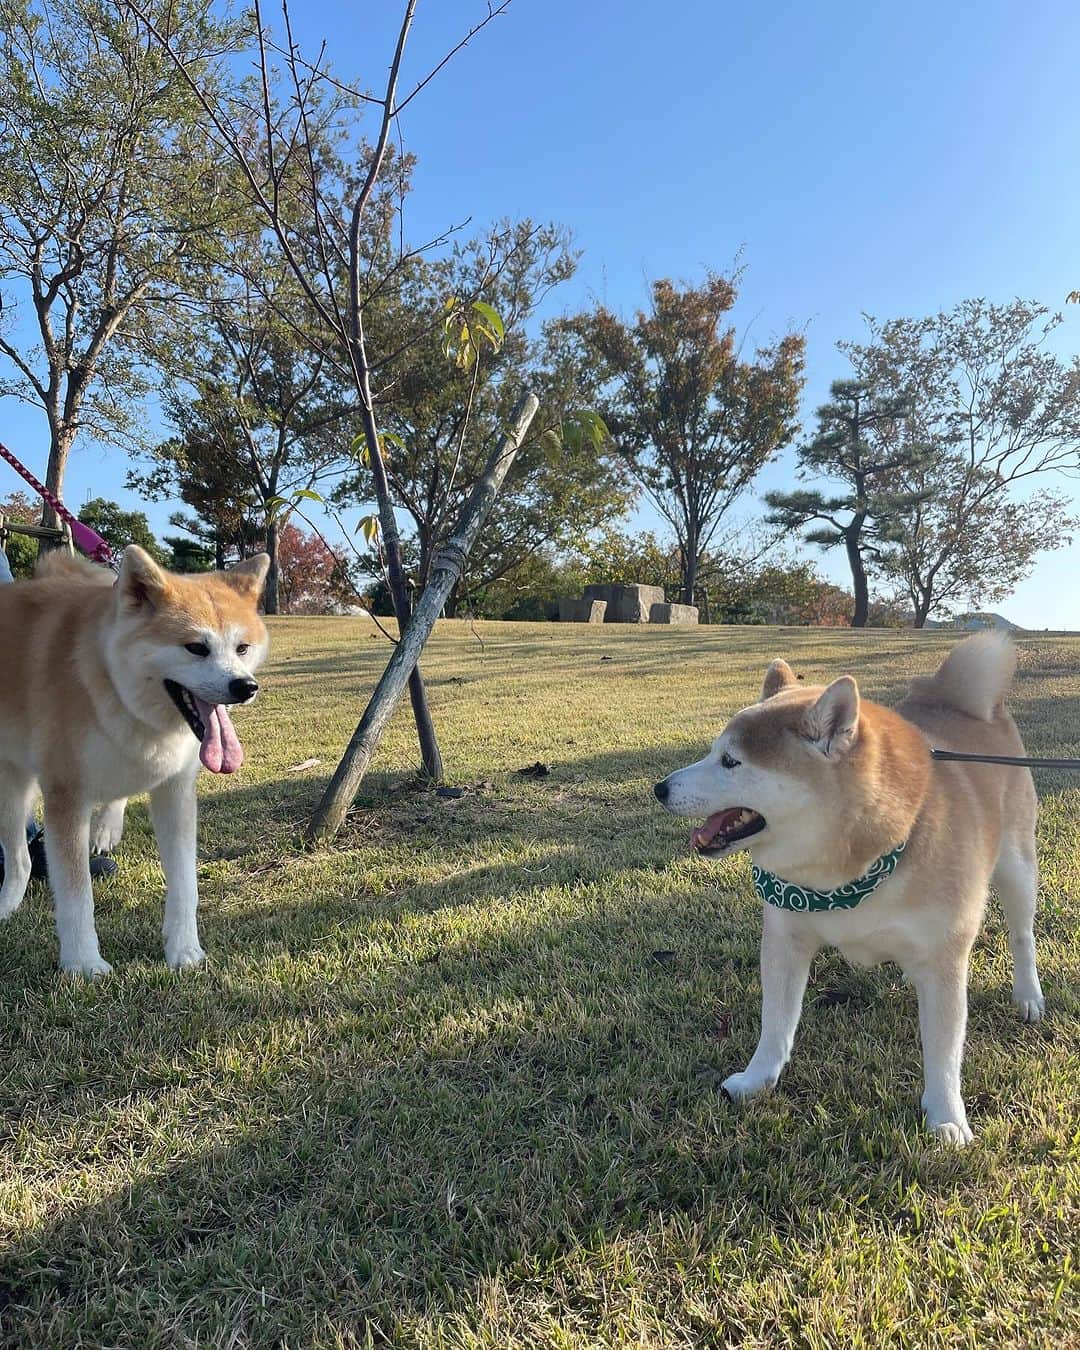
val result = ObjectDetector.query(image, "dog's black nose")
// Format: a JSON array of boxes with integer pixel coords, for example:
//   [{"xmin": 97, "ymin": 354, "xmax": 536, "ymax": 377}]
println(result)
[
  {"xmin": 653, "ymin": 779, "xmax": 670, "ymax": 804},
  {"xmin": 229, "ymin": 677, "xmax": 259, "ymax": 702}
]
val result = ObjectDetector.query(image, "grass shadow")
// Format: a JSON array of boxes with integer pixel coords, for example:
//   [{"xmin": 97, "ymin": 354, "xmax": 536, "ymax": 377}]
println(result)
[{"xmin": 2, "ymin": 627, "xmax": 1078, "ymax": 1344}]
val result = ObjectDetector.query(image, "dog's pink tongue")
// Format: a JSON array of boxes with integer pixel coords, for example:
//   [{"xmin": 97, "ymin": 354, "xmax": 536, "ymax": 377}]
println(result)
[
  {"xmin": 193, "ymin": 699, "xmax": 244, "ymax": 774},
  {"xmin": 691, "ymin": 809, "xmax": 740, "ymax": 850}
]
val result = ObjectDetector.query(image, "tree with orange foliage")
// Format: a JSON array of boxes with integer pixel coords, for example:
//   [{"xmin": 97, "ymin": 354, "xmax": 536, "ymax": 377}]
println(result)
[
  {"xmin": 563, "ymin": 272, "xmax": 805, "ymax": 604},
  {"xmin": 275, "ymin": 522, "xmax": 355, "ymax": 615}
]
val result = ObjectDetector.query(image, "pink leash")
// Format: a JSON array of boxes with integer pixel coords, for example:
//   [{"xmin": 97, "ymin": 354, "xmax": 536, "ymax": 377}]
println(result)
[{"xmin": 0, "ymin": 440, "xmax": 115, "ymax": 566}]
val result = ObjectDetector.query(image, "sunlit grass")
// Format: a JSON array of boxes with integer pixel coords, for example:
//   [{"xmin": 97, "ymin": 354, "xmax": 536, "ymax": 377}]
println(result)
[{"xmin": 1, "ymin": 619, "xmax": 1078, "ymax": 1347}]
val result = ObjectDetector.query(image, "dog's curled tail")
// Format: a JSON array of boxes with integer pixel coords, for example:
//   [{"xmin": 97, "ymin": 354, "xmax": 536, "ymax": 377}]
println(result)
[
  {"xmin": 909, "ymin": 632, "xmax": 1016, "ymax": 722},
  {"xmin": 35, "ymin": 551, "xmax": 114, "ymax": 587}
]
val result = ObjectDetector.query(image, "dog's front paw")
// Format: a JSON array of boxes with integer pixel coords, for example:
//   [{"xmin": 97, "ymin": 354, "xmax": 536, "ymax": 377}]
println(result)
[
  {"xmin": 721, "ymin": 1070, "xmax": 775, "ymax": 1103},
  {"xmin": 0, "ymin": 865, "xmax": 31, "ymax": 918},
  {"xmin": 165, "ymin": 940, "xmax": 207, "ymax": 971},
  {"xmin": 60, "ymin": 951, "xmax": 113, "ymax": 979},
  {"xmin": 0, "ymin": 892, "xmax": 25, "ymax": 921},
  {"xmin": 1011, "ymin": 989, "xmax": 1045, "ymax": 1023},
  {"xmin": 927, "ymin": 1118, "xmax": 974, "ymax": 1147}
]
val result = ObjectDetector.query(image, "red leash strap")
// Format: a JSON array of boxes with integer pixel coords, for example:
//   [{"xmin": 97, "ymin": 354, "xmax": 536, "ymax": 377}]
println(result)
[{"xmin": 0, "ymin": 440, "xmax": 115, "ymax": 566}]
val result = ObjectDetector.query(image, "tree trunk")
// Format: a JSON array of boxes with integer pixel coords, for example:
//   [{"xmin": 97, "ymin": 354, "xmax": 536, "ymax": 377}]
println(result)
[
  {"xmin": 349, "ymin": 301, "xmax": 442, "ymax": 780},
  {"xmin": 681, "ymin": 539, "xmax": 699, "ymax": 607},
  {"xmin": 366, "ymin": 427, "xmax": 442, "ymax": 778},
  {"xmin": 845, "ymin": 529, "xmax": 869, "ymax": 627},
  {"xmin": 912, "ymin": 597, "xmax": 931, "ymax": 628},
  {"xmin": 38, "ymin": 423, "xmax": 76, "ymax": 549},
  {"xmin": 343, "ymin": 49, "xmax": 443, "ymax": 780},
  {"xmin": 307, "ymin": 392, "xmax": 538, "ymax": 845},
  {"xmin": 264, "ymin": 516, "xmax": 279, "ymax": 615}
]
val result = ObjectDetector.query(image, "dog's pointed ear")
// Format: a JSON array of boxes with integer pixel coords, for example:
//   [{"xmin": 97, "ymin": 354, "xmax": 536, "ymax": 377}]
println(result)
[
  {"xmin": 224, "ymin": 553, "xmax": 269, "ymax": 598},
  {"xmin": 761, "ymin": 659, "xmax": 798, "ymax": 701},
  {"xmin": 117, "ymin": 545, "xmax": 170, "ymax": 611},
  {"xmin": 802, "ymin": 675, "xmax": 860, "ymax": 756}
]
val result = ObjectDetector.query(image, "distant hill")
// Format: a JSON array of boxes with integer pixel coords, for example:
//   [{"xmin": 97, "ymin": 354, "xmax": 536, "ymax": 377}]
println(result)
[
  {"xmin": 953, "ymin": 612, "xmax": 1022, "ymax": 632},
  {"xmin": 916, "ymin": 611, "xmax": 1022, "ymax": 632}
]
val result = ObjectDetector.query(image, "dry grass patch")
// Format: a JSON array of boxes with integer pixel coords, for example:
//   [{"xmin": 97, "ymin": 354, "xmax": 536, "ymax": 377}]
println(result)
[{"xmin": 1, "ymin": 619, "xmax": 1078, "ymax": 1347}]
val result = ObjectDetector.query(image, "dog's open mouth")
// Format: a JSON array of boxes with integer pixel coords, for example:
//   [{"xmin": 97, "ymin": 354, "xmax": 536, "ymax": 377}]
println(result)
[
  {"xmin": 691, "ymin": 807, "xmax": 767, "ymax": 856},
  {"xmin": 163, "ymin": 679, "xmax": 244, "ymax": 775}
]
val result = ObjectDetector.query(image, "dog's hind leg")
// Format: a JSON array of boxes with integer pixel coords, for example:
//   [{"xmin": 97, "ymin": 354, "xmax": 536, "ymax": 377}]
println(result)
[
  {"xmin": 992, "ymin": 833, "xmax": 1044, "ymax": 1023},
  {"xmin": 0, "ymin": 767, "xmax": 36, "ymax": 920},
  {"xmin": 90, "ymin": 798, "xmax": 127, "ymax": 855},
  {"xmin": 42, "ymin": 786, "xmax": 111, "ymax": 977}
]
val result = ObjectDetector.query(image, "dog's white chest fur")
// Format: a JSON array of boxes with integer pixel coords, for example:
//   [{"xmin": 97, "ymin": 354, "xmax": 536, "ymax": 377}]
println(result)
[
  {"xmin": 777, "ymin": 896, "xmax": 918, "ymax": 972},
  {"xmin": 85, "ymin": 722, "xmax": 199, "ymax": 801},
  {"xmin": 784, "ymin": 876, "xmax": 931, "ymax": 973}
]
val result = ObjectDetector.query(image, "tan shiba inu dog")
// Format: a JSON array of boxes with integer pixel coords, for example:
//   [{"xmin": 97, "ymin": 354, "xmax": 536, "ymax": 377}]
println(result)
[
  {"xmin": 654, "ymin": 634, "xmax": 1045, "ymax": 1145},
  {"xmin": 0, "ymin": 547, "xmax": 268, "ymax": 976}
]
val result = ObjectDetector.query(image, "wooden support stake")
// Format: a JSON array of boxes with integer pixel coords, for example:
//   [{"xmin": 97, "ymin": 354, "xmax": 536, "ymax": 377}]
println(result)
[{"xmin": 306, "ymin": 391, "xmax": 539, "ymax": 844}]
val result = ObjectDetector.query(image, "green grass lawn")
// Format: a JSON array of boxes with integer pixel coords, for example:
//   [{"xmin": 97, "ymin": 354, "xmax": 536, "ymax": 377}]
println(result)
[{"xmin": 2, "ymin": 619, "xmax": 1078, "ymax": 1348}]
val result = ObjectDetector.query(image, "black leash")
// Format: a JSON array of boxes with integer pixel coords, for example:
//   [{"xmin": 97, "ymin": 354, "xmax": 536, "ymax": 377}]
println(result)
[{"xmin": 931, "ymin": 749, "xmax": 1080, "ymax": 770}]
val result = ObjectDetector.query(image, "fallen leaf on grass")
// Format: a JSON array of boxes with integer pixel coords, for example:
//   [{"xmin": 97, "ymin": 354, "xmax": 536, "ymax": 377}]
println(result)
[{"xmin": 287, "ymin": 757, "xmax": 322, "ymax": 773}]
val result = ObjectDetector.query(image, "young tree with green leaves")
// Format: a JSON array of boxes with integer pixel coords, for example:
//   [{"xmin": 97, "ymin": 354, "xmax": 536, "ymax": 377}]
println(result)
[
  {"xmin": 0, "ymin": 0, "xmax": 242, "ymax": 532},
  {"xmin": 338, "ymin": 221, "xmax": 627, "ymax": 614},
  {"xmin": 125, "ymin": 0, "xmax": 516, "ymax": 784},
  {"xmin": 563, "ymin": 272, "xmax": 805, "ymax": 605},
  {"xmin": 764, "ymin": 379, "xmax": 927, "ymax": 627},
  {"xmin": 843, "ymin": 299, "xmax": 1080, "ymax": 626}
]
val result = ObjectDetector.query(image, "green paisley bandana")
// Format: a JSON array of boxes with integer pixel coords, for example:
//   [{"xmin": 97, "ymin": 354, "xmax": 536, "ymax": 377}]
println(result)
[{"xmin": 752, "ymin": 841, "xmax": 907, "ymax": 913}]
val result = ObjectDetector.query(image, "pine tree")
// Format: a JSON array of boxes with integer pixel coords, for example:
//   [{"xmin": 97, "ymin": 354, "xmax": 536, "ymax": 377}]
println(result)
[{"xmin": 765, "ymin": 380, "xmax": 927, "ymax": 627}]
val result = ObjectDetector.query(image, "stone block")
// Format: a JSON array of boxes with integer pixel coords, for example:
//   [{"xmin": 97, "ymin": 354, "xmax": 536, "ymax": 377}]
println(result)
[
  {"xmin": 581, "ymin": 582, "xmax": 669, "ymax": 622},
  {"xmin": 609, "ymin": 583, "xmax": 666, "ymax": 623},
  {"xmin": 558, "ymin": 596, "xmax": 607, "ymax": 623},
  {"xmin": 649, "ymin": 602, "xmax": 699, "ymax": 625}
]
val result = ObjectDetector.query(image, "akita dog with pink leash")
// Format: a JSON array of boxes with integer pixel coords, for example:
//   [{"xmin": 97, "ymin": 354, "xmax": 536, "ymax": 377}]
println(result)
[{"xmin": 0, "ymin": 547, "xmax": 268, "ymax": 976}]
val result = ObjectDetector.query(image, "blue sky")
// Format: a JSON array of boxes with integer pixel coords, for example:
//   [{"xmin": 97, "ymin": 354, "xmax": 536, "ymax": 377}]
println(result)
[{"xmin": 4, "ymin": 0, "xmax": 1080, "ymax": 625}]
